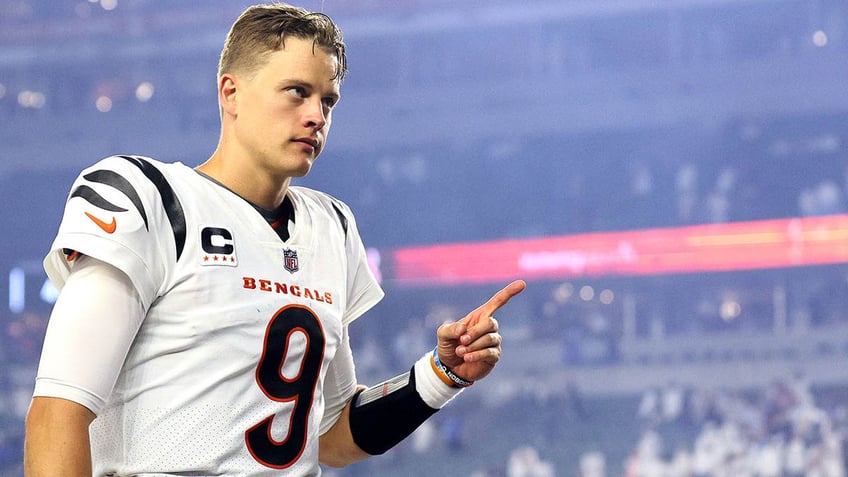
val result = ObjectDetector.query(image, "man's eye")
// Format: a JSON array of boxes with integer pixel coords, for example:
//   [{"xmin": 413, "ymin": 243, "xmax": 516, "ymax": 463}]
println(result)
[
  {"xmin": 322, "ymin": 97, "xmax": 338, "ymax": 109},
  {"xmin": 286, "ymin": 86, "xmax": 307, "ymax": 98}
]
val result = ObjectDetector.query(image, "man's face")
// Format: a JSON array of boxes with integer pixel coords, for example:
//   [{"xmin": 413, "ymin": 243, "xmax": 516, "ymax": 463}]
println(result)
[{"xmin": 230, "ymin": 36, "xmax": 341, "ymax": 179}]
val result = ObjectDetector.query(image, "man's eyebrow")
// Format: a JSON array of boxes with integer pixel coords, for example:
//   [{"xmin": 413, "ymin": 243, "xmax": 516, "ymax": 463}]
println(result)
[{"xmin": 275, "ymin": 78, "xmax": 306, "ymax": 88}]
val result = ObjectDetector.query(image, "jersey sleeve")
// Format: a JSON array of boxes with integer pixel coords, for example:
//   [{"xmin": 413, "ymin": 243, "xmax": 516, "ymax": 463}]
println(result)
[
  {"xmin": 334, "ymin": 199, "xmax": 385, "ymax": 326},
  {"xmin": 43, "ymin": 155, "xmax": 184, "ymax": 309}
]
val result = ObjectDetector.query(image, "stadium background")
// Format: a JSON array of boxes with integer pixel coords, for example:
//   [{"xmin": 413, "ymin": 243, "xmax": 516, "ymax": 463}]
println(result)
[{"xmin": 2, "ymin": 0, "xmax": 848, "ymax": 475}]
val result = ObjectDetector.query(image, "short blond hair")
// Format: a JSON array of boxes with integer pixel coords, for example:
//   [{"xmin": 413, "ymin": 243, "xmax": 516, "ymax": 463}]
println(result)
[{"xmin": 218, "ymin": 3, "xmax": 347, "ymax": 82}]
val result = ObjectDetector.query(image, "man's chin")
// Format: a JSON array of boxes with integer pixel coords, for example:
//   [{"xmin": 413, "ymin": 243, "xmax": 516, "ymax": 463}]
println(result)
[{"xmin": 292, "ymin": 162, "xmax": 313, "ymax": 178}]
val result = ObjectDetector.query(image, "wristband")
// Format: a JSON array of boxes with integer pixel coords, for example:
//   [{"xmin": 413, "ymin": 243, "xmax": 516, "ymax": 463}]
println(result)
[
  {"xmin": 431, "ymin": 347, "xmax": 474, "ymax": 388},
  {"xmin": 414, "ymin": 352, "xmax": 463, "ymax": 409}
]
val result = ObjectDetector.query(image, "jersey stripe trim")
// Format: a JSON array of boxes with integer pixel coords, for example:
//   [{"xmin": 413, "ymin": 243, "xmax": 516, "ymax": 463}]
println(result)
[
  {"xmin": 331, "ymin": 202, "xmax": 348, "ymax": 238},
  {"xmin": 119, "ymin": 155, "xmax": 187, "ymax": 261},
  {"xmin": 69, "ymin": 185, "xmax": 129, "ymax": 213},
  {"xmin": 83, "ymin": 169, "xmax": 150, "ymax": 231}
]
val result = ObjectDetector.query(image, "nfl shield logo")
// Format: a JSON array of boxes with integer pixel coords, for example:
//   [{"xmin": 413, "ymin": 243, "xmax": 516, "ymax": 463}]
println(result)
[{"xmin": 283, "ymin": 249, "xmax": 299, "ymax": 273}]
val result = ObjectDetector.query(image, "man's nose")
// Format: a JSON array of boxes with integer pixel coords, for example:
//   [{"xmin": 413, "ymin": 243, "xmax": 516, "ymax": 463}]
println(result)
[{"xmin": 303, "ymin": 99, "xmax": 327, "ymax": 130}]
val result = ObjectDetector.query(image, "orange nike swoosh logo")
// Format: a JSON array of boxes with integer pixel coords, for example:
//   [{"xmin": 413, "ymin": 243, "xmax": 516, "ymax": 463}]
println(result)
[{"xmin": 85, "ymin": 212, "xmax": 117, "ymax": 234}]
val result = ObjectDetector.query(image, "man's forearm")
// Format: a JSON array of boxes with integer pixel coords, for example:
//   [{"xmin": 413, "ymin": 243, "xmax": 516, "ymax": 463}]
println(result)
[
  {"xmin": 319, "ymin": 396, "xmax": 370, "ymax": 468},
  {"xmin": 24, "ymin": 396, "xmax": 95, "ymax": 477}
]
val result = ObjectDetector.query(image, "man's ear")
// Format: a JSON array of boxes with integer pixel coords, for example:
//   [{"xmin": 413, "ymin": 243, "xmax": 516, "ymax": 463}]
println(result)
[{"xmin": 218, "ymin": 73, "xmax": 238, "ymax": 117}]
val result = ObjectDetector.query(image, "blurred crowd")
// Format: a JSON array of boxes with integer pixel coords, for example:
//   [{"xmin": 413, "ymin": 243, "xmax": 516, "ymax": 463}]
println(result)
[{"xmin": 624, "ymin": 376, "xmax": 847, "ymax": 477}]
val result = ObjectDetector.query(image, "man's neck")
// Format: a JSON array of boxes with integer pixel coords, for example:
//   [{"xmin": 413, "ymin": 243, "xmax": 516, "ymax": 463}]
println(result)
[{"xmin": 196, "ymin": 151, "xmax": 291, "ymax": 210}]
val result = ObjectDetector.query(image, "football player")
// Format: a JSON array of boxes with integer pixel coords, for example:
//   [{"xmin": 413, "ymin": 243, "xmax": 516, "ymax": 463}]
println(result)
[{"xmin": 24, "ymin": 3, "xmax": 525, "ymax": 476}]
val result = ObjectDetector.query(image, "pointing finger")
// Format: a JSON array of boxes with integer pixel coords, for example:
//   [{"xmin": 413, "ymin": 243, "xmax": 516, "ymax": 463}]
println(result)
[{"xmin": 478, "ymin": 280, "xmax": 526, "ymax": 316}]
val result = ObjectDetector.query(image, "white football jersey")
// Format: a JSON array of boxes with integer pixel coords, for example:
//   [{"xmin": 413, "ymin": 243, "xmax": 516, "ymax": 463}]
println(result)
[{"xmin": 39, "ymin": 155, "xmax": 384, "ymax": 476}]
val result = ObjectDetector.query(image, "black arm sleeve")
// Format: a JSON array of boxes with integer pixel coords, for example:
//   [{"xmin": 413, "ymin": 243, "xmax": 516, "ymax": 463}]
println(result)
[{"xmin": 347, "ymin": 366, "xmax": 438, "ymax": 455}]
